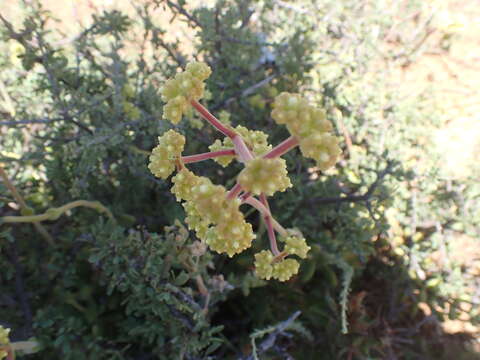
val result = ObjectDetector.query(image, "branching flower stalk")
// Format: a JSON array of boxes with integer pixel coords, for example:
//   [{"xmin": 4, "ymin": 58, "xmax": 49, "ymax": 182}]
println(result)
[
  {"xmin": 182, "ymin": 149, "xmax": 236, "ymax": 164},
  {"xmin": 150, "ymin": 62, "xmax": 342, "ymax": 281},
  {"xmin": 264, "ymin": 136, "xmax": 299, "ymax": 159}
]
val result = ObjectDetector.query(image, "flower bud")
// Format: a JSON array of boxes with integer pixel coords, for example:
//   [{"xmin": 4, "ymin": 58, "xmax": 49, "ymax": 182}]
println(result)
[{"xmin": 148, "ymin": 130, "xmax": 185, "ymax": 179}]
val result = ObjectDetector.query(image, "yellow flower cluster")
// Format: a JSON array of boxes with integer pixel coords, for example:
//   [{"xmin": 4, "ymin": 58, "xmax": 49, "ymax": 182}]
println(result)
[
  {"xmin": 183, "ymin": 200, "xmax": 210, "ymax": 239},
  {"xmin": 148, "ymin": 130, "xmax": 185, "ymax": 179},
  {"xmin": 283, "ymin": 235, "xmax": 311, "ymax": 259},
  {"xmin": 161, "ymin": 62, "xmax": 212, "ymax": 124},
  {"xmin": 150, "ymin": 63, "xmax": 336, "ymax": 282},
  {"xmin": 0, "ymin": 326, "xmax": 10, "ymax": 360},
  {"xmin": 271, "ymin": 92, "xmax": 342, "ymax": 170},
  {"xmin": 172, "ymin": 169, "xmax": 255, "ymax": 257},
  {"xmin": 254, "ymin": 233, "xmax": 310, "ymax": 281},
  {"xmin": 254, "ymin": 250, "xmax": 274, "ymax": 279},
  {"xmin": 238, "ymin": 158, "xmax": 292, "ymax": 196},
  {"xmin": 171, "ymin": 168, "xmax": 200, "ymax": 201},
  {"xmin": 273, "ymin": 259, "xmax": 300, "ymax": 281},
  {"xmin": 208, "ymin": 125, "xmax": 272, "ymax": 167},
  {"xmin": 254, "ymin": 250, "xmax": 300, "ymax": 281},
  {"xmin": 298, "ymin": 132, "xmax": 341, "ymax": 171}
]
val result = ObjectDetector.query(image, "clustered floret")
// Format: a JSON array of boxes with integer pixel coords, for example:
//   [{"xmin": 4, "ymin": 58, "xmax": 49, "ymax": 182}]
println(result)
[
  {"xmin": 171, "ymin": 168, "xmax": 200, "ymax": 201},
  {"xmin": 161, "ymin": 62, "xmax": 212, "ymax": 124},
  {"xmin": 253, "ymin": 231, "xmax": 310, "ymax": 281},
  {"xmin": 273, "ymin": 258, "xmax": 301, "ymax": 281},
  {"xmin": 148, "ymin": 130, "xmax": 185, "ymax": 179},
  {"xmin": 171, "ymin": 169, "xmax": 255, "ymax": 257},
  {"xmin": 149, "ymin": 63, "xmax": 341, "ymax": 282},
  {"xmin": 254, "ymin": 250, "xmax": 274, "ymax": 280},
  {"xmin": 283, "ymin": 235, "xmax": 311, "ymax": 259},
  {"xmin": 299, "ymin": 132, "xmax": 341, "ymax": 171},
  {"xmin": 238, "ymin": 158, "xmax": 292, "ymax": 196},
  {"xmin": 0, "ymin": 326, "xmax": 10, "ymax": 360},
  {"xmin": 272, "ymin": 92, "xmax": 342, "ymax": 170},
  {"xmin": 183, "ymin": 200, "xmax": 210, "ymax": 239},
  {"xmin": 254, "ymin": 251, "xmax": 301, "ymax": 281}
]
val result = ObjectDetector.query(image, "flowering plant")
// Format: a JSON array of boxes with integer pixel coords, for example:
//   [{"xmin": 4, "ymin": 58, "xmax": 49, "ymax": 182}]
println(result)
[{"xmin": 149, "ymin": 62, "xmax": 342, "ymax": 281}]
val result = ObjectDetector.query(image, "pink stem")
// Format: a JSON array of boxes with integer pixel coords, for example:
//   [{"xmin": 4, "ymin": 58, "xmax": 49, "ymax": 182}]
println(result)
[
  {"xmin": 240, "ymin": 191, "xmax": 251, "ymax": 202},
  {"xmin": 260, "ymin": 193, "xmax": 280, "ymax": 255},
  {"xmin": 242, "ymin": 197, "xmax": 288, "ymax": 238},
  {"xmin": 265, "ymin": 214, "xmax": 280, "ymax": 256},
  {"xmin": 190, "ymin": 100, "xmax": 237, "ymax": 139},
  {"xmin": 182, "ymin": 149, "xmax": 235, "ymax": 164},
  {"xmin": 232, "ymin": 135, "xmax": 254, "ymax": 163},
  {"xmin": 6, "ymin": 346, "xmax": 14, "ymax": 360},
  {"xmin": 264, "ymin": 136, "xmax": 299, "ymax": 159},
  {"xmin": 227, "ymin": 182, "xmax": 243, "ymax": 200}
]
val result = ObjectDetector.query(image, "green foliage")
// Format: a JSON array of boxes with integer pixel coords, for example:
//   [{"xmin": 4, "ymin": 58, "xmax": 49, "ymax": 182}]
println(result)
[
  {"xmin": 1, "ymin": 0, "xmax": 478, "ymax": 359},
  {"xmin": 28, "ymin": 219, "xmax": 227, "ymax": 359}
]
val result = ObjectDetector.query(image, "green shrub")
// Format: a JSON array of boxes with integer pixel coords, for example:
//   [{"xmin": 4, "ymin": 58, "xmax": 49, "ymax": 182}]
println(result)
[{"xmin": 1, "ymin": 1, "xmax": 478, "ymax": 359}]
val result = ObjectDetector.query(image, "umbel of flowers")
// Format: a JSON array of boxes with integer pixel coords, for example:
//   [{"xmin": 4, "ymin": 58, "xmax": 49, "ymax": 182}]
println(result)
[{"xmin": 149, "ymin": 62, "xmax": 342, "ymax": 281}]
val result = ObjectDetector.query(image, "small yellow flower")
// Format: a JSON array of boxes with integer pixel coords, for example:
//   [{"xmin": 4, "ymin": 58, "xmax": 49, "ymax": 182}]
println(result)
[
  {"xmin": 254, "ymin": 250, "xmax": 275, "ymax": 280},
  {"xmin": 299, "ymin": 133, "xmax": 342, "ymax": 171},
  {"xmin": 178, "ymin": 175, "xmax": 255, "ymax": 257},
  {"xmin": 283, "ymin": 235, "xmax": 311, "ymax": 259},
  {"xmin": 272, "ymin": 92, "xmax": 342, "ymax": 170},
  {"xmin": 272, "ymin": 258, "xmax": 300, "ymax": 281},
  {"xmin": 148, "ymin": 130, "xmax": 185, "ymax": 179},
  {"xmin": 238, "ymin": 158, "xmax": 292, "ymax": 196},
  {"xmin": 171, "ymin": 168, "xmax": 201, "ymax": 201},
  {"xmin": 161, "ymin": 62, "xmax": 212, "ymax": 124}
]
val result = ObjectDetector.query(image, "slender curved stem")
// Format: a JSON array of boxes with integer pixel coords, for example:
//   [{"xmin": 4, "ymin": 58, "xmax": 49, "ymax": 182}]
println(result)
[
  {"xmin": 182, "ymin": 149, "xmax": 235, "ymax": 164},
  {"xmin": 190, "ymin": 100, "xmax": 237, "ymax": 139},
  {"xmin": 260, "ymin": 193, "xmax": 280, "ymax": 256},
  {"xmin": 265, "ymin": 214, "xmax": 280, "ymax": 256},
  {"xmin": 242, "ymin": 197, "xmax": 287, "ymax": 237},
  {"xmin": 232, "ymin": 135, "xmax": 254, "ymax": 163},
  {"xmin": 264, "ymin": 135, "xmax": 299, "ymax": 159},
  {"xmin": 1, "ymin": 200, "xmax": 114, "ymax": 223},
  {"xmin": 240, "ymin": 191, "xmax": 251, "ymax": 202},
  {"xmin": 227, "ymin": 182, "xmax": 243, "ymax": 200}
]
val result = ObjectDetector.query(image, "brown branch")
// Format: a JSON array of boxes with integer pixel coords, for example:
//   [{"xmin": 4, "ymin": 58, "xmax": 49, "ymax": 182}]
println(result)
[
  {"xmin": 165, "ymin": 0, "xmax": 202, "ymax": 27},
  {"xmin": 0, "ymin": 118, "xmax": 57, "ymax": 126}
]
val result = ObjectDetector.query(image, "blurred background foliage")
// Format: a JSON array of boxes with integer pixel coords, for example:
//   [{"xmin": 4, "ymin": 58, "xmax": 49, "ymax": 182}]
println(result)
[{"xmin": 0, "ymin": 0, "xmax": 479, "ymax": 359}]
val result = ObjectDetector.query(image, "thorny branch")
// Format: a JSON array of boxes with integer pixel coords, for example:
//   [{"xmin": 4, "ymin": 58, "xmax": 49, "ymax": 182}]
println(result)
[
  {"xmin": 0, "ymin": 118, "xmax": 57, "ymax": 126},
  {"xmin": 241, "ymin": 311, "xmax": 301, "ymax": 360},
  {"xmin": 216, "ymin": 74, "xmax": 276, "ymax": 110},
  {"xmin": 165, "ymin": 0, "xmax": 202, "ymax": 28},
  {"xmin": 0, "ymin": 14, "xmax": 93, "ymax": 135},
  {"xmin": 309, "ymin": 160, "xmax": 395, "ymax": 206}
]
